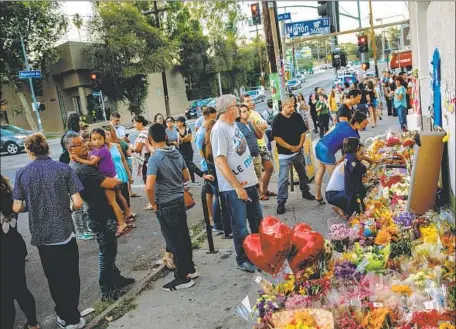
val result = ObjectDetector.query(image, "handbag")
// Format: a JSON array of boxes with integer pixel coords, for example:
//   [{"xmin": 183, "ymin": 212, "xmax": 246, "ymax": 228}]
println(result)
[{"xmin": 184, "ymin": 189, "xmax": 196, "ymax": 210}]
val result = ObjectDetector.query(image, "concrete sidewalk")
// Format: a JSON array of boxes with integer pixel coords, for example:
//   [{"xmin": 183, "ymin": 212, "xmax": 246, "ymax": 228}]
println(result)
[{"xmin": 98, "ymin": 116, "xmax": 399, "ymax": 329}]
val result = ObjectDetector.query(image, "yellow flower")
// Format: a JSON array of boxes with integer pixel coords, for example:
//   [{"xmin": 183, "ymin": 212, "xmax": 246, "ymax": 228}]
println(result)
[
  {"xmin": 391, "ymin": 284, "xmax": 413, "ymax": 296},
  {"xmin": 420, "ymin": 225, "xmax": 439, "ymax": 243},
  {"xmin": 439, "ymin": 323, "xmax": 455, "ymax": 329}
]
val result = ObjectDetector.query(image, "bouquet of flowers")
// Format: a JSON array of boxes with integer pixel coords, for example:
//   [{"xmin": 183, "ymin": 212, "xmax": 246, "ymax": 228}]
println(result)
[{"xmin": 328, "ymin": 224, "xmax": 359, "ymax": 252}]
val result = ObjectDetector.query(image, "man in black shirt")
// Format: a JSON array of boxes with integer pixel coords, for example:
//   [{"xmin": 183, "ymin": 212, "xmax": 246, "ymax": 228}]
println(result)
[
  {"xmin": 272, "ymin": 96, "xmax": 315, "ymax": 214},
  {"xmin": 337, "ymin": 89, "xmax": 362, "ymax": 122},
  {"xmin": 65, "ymin": 132, "xmax": 135, "ymax": 302}
]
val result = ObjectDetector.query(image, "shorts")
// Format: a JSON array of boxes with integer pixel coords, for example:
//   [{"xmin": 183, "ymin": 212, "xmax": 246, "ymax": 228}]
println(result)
[
  {"xmin": 357, "ymin": 104, "xmax": 369, "ymax": 114},
  {"xmin": 253, "ymin": 155, "xmax": 262, "ymax": 180},
  {"xmin": 315, "ymin": 141, "xmax": 336, "ymax": 165},
  {"xmin": 259, "ymin": 146, "xmax": 272, "ymax": 162}
]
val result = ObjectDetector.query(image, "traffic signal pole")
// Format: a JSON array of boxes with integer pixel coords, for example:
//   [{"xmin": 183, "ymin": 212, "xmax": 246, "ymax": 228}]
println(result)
[
  {"xmin": 368, "ymin": 1, "xmax": 379, "ymax": 77},
  {"xmin": 357, "ymin": 0, "xmax": 365, "ymax": 63},
  {"xmin": 20, "ymin": 34, "xmax": 43, "ymax": 132}
]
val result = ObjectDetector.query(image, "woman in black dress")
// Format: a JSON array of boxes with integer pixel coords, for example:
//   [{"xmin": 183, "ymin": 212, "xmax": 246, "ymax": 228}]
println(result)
[
  {"xmin": 176, "ymin": 116, "xmax": 197, "ymax": 185},
  {"xmin": 1, "ymin": 174, "xmax": 40, "ymax": 329}
]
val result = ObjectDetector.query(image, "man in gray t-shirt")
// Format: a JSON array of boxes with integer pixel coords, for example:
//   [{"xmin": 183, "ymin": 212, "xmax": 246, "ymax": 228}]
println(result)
[
  {"xmin": 211, "ymin": 94, "xmax": 263, "ymax": 273},
  {"xmin": 145, "ymin": 124, "xmax": 197, "ymax": 292}
]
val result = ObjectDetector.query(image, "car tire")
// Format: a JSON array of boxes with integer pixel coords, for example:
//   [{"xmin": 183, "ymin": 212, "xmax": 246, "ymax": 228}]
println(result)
[
  {"xmin": 5, "ymin": 142, "xmax": 19, "ymax": 155},
  {"xmin": 186, "ymin": 115, "xmax": 191, "ymax": 119}
]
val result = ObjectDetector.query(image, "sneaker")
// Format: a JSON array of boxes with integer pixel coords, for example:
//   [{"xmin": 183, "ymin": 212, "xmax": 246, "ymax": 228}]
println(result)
[
  {"xmin": 188, "ymin": 271, "xmax": 199, "ymax": 279},
  {"xmin": 100, "ymin": 286, "xmax": 123, "ymax": 302},
  {"xmin": 301, "ymin": 191, "xmax": 316, "ymax": 200},
  {"xmin": 162, "ymin": 277, "xmax": 195, "ymax": 291},
  {"xmin": 237, "ymin": 261, "xmax": 256, "ymax": 273},
  {"xmin": 83, "ymin": 232, "xmax": 94, "ymax": 240},
  {"xmin": 76, "ymin": 233, "xmax": 93, "ymax": 241},
  {"xmin": 212, "ymin": 227, "xmax": 224, "ymax": 235},
  {"xmin": 277, "ymin": 202, "xmax": 286, "ymax": 215},
  {"xmin": 57, "ymin": 316, "xmax": 86, "ymax": 329}
]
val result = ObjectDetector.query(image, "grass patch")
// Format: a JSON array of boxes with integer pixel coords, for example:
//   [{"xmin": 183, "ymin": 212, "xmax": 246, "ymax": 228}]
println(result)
[
  {"xmin": 92, "ymin": 297, "xmax": 137, "ymax": 329},
  {"xmin": 189, "ymin": 220, "xmax": 206, "ymax": 249}
]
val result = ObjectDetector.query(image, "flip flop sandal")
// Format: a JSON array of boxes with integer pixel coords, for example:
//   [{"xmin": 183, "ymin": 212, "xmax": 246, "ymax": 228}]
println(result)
[
  {"xmin": 259, "ymin": 194, "xmax": 270, "ymax": 201},
  {"xmin": 264, "ymin": 191, "xmax": 277, "ymax": 197},
  {"xmin": 125, "ymin": 214, "xmax": 136, "ymax": 223},
  {"xmin": 115, "ymin": 224, "xmax": 135, "ymax": 238},
  {"xmin": 144, "ymin": 204, "xmax": 154, "ymax": 211},
  {"xmin": 315, "ymin": 198, "xmax": 326, "ymax": 205},
  {"xmin": 130, "ymin": 193, "xmax": 141, "ymax": 198}
]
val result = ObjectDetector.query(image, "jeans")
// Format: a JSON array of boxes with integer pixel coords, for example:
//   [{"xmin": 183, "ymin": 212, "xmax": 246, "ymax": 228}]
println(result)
[
  {"xmin": 318, "ymin": 113, "xmax": 330, "ymax": 138},
  {"xmin": 277, "ymin": 152, "xmax": 310, "ymax": 205},
  {"xmin": 1, "ymin": 248, "xmax": 37, "ymax": 328},
  {"xmin": 208, "ymin": 182, "xmax": 224, "ymax": 231},
  {"xmin": 325, "ymin": 190, "xmax": 349, "ymax": 215},
  {"xmin": 386, "ymin": 98, "xmax": 393, "ymax": 115},
  {"xmin": 265, "ymin": 130, "xmax": 273, "ymax": 152},
  {"xmin": 396, "ymin": 105, "xmax": 407, "ymax": 129},
  {"xmin": 72, "ymin": 201, "xmax": 91, "ymax": 235},
  {"xmin": 88, "ymin": 214, "xmax": 122, "ymax": 293},
  {"xmin": 37, "ymin": 238, "xmax": 81, "ymax": 325},
  {"xmin": 156, "ymin": 198, "xmax": 195, "ymax": 280},
  {"xmin": 220, "ymin": 186, "xmax": 263, "ymax": 265}
]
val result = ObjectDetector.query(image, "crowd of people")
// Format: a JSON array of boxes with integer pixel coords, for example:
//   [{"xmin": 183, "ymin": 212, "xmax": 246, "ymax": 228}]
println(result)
[{"xmin": 1, "ymin": 68, "xmax": 412, "ymax": 328}]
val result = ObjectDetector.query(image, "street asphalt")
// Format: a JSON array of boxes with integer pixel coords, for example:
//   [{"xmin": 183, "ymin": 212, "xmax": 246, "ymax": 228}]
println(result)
[{"xmin": 2, "ymin": 69, "xmax": 342, "ymax": 328}]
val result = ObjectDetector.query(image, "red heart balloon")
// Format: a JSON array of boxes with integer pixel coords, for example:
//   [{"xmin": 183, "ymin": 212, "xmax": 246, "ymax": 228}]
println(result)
[
  {"xmin": 259, "ymin": 216, "xmax": 292, "ymax": 274},
  {"xmin": 288, "ymin": 223, "xmax": 325, "ymax": 274},
  {"xmin": 243, "ymin": 234, "xmax": 275, "ymax": 274}
]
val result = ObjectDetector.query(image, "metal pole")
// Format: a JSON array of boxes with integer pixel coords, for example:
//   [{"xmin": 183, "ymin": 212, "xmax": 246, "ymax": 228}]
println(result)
[
  {"xmin": 217, "ymin": 72, "xmax": 223, "ymax": 96},
  {"xmin": 368, "ymin": 1, "xmax": 379, "ymax": 77},
  {"xmin": 20, "ymin": 34, "xmax": 43, "ymax": 132},
  {"xmin": 255, "ymin": 22, "xmax": 264, "ymax": 85},
  {"xmin": 99, "ymin": 90, "xmax": 108, "ymax": 124},
  {"xmin": 356, "ymin": 0, "xmax": 366, "ymax": 63},
  {"xmin": 201, "ymin": 185, "xmax": 218, "ymax": 254}
]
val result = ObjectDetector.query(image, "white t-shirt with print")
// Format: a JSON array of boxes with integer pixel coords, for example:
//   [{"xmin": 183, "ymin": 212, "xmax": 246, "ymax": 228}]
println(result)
[{"xmin": 210, "ymin": 120, "xmax": 258, "ymax": 192}]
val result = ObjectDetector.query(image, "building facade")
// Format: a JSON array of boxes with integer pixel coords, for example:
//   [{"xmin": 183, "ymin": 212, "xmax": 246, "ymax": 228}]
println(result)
[
  {"xmin": 409, "ymin": 1, "xmax": 456, "ymax": 201},
  {"xmin": 1, "ymin": 41, "xmax": 190, "ymax": 132}
]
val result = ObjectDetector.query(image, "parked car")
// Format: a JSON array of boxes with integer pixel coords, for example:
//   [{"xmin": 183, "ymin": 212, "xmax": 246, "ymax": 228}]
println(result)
[
  {"xmin": 248, "ymin": 86, "xmax": 265, "ymax": 96},
  {"xmin": 185, "ymin": 98, "xmax": 213, "ymax": 119},
  {"xmin": 295, "ymin": 74, "xmax": 306, "ymax": 84},
  {"xmin": 245, "ymin": 90, "xmax": 266, "ymax": 104},
  {"xmin": 286, "ymin": 79, "xmax": 301, "ymax": 92},
  {"xmin": 1, "ymin": 124, "xmax": 34, "ymax": 155}
]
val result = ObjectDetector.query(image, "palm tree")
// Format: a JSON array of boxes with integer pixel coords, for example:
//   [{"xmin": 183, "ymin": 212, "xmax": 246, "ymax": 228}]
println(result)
[
  {"xmin": 72, "ymin": 13, "xmax": 83, "ymax": 41},
  {"xmin": 59, "ymin": 15, "xmax": 69, "ymax": 41}
]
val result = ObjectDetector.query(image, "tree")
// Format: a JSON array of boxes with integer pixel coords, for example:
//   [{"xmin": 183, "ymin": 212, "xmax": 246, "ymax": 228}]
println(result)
[
  {"xmin": 387, "ymin": 27, "xmax": 401, "ymax": 50},
  {"xmin": 0, "ymin": 1, "xmax": 64, "ymax": 131},
  {"xmin": 339, "ymin": 42, "xmax": 359, "ymax": 61},
  {"xmin": 84, "ymin": 2, "xmax": 172, "ymax": 115},
  {"xmin": 72, "ymin": 13, "xmax": 83, "ymax": 41}
]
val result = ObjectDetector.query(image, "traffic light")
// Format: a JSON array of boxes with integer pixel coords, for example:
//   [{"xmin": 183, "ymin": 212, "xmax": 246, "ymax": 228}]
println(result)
[
  {"xmin": 250, "ymin": 3, "xmax": 261, "ymax": 25},
  {"xmin": 361, "ymin": 62, "xmax": 370, "ymax": 71},
  {"xmin": 317, "ymin": 1, "xmax": 330, "ymax": 17},
  {"xmin": 340, "ymin": 52, "xmax": 347, "ymax": 67},
  {"xmin": 358, "ymin": 35, "xmax": 369, "ymax": 53},
  {"xmin": 332, "ymin": 52, "xmax": 341, "ymax": 69},
  {"xmin": 90, "ymin": 72, "xmax": 100, "ymax": 90}
]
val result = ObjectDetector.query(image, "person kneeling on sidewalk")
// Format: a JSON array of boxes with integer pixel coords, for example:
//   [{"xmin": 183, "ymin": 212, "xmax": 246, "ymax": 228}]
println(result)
[{"xmin": 145, "ymin": 124, "xmax": 197, "ymax": 291}]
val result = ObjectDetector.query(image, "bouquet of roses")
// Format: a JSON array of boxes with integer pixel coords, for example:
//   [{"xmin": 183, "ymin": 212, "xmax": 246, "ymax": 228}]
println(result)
[{"xmin": 328, "ymin": 224, "xmax": 359, "ymax": 252}]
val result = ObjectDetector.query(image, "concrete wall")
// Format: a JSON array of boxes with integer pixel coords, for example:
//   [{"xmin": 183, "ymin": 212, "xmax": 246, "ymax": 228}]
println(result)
[{"xmin": 409, "ymin": 1, "xmax": 456, "ymax": 196}]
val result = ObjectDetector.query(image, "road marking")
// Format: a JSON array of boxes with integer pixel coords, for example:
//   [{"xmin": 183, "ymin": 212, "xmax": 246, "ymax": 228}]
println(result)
[{"xmin": 11, "ymin": 164, "xmax": 26, "ymax": 168}]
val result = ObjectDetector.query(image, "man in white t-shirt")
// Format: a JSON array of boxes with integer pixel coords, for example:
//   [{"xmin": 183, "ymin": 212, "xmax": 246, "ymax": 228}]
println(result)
[{"xmin": 211, "ymin": 94, "xmax": 263, "ymax": 273}]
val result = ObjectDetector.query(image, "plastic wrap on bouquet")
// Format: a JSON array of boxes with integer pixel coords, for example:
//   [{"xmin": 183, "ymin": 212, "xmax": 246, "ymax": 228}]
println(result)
[{"xmin": 270, "ymin": 308, "xmax": 334, "ymax": 329}]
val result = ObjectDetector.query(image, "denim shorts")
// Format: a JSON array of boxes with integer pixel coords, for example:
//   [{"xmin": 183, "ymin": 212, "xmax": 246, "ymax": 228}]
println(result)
[{"xmin": 315, "ymin": 142, "xmax": 336, "ymax": 165}]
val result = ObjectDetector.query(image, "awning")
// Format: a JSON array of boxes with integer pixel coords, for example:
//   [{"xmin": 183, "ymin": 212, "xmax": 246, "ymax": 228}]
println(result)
[{"xmin": 390, "ymin": 51, "xmax": 412, "ymax": 69}]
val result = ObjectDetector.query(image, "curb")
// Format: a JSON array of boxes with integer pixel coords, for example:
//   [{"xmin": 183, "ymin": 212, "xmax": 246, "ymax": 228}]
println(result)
[{"xmin": 85, "ymin": 226, "xmax": 208, "ymax": 329}]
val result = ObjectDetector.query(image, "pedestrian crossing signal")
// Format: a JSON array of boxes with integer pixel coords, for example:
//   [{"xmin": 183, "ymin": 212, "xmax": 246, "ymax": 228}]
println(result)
[{"xmin": 250, "ymin": 3, "xmax": 261, "ymax": 25}]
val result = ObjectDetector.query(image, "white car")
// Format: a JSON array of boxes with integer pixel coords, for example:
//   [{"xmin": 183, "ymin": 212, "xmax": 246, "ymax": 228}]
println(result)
[{"xmin": 295, "ymin": 74, "xmax": 306, "ymax": 84}]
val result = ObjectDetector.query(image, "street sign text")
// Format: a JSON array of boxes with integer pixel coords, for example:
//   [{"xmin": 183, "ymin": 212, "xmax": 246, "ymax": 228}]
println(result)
[
  {"xmin": 286, "ymin": 18, "xmax": 330, "ymax": 38},
  {"xmin": 18, "ymin": 70, "xmax": 42, "ymax": 79},
  {"xmin": 278, "ymin": 13, "xmax": 291, "ymax": 21}
]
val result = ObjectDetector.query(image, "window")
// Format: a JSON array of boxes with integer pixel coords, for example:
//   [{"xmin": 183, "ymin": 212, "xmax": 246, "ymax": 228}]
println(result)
[{"xmin": 72, "ymin": 96, "xmax": 81, "ymax": 114}]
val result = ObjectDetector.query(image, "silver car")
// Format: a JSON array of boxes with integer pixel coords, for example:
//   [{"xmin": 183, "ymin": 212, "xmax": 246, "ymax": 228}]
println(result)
[
  {"xmin": 1, "ymin": 124, "xmax": 34, "ymax": 155},
  {"xmin": 246, "ymin": 90, "xmax": 266, "ymax": 104}
]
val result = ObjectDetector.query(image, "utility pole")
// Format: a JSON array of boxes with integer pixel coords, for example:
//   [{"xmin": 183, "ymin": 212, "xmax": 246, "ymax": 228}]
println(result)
[
  {"xmin": 368, "ymin": 1, "xmax": 379, "ymax": 77},
  {"xmin": 20, "ymin": 34, "xmax": 42, "ymax": 132},
  {"xmin": 357, "ymin": 0, "xmax": 365, "ymax": 63},
  {"xmin": 262, "ymin": 2, "xmax": 277, "ymax": 73},
  {"xmin": 151, "ymin": 1, "xmax": 170, "ymax": 118},
  {"xmin": 255, "ymin": 23, "xmax": 265, "ymax": 85}
]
